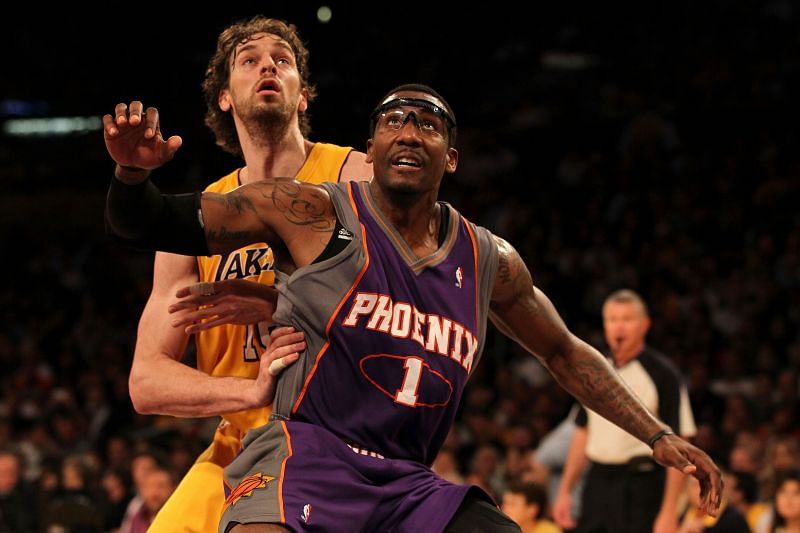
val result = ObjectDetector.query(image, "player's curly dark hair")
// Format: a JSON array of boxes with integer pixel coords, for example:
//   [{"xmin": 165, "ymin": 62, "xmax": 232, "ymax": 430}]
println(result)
[{"xmin": 202, "ymin": 16, "xmax": 317, "ymax": 157}]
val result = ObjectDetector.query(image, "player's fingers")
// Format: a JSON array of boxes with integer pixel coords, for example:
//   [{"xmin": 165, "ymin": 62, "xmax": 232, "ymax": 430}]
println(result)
[
  {"xmin": 103, "ymin": 114, "xmax": 118, "ymax": 136},
  {"xmin": 267, "ymin": 353, "xmax": 301, "ymax": 377},
  {"xmin": 165, "ymin": 135, "xmax": 183, "ymax": 158},
  {"xmin": 129, "ymin": 100, "xmax": 144, "ymax": 126},
  {"xmin": 184, "ymin": 316, "xmax": 232, "ymax": 334},
  {"xmin": 114, "ymin": 102, "xmax": 128, "ymax": 124},
  {"xmin": 269, "ymin": 330, "xmax": 305, "ymax": 349},
  {"xmin": 268, "ymin": 326, "xmax": 298, "ymax": 343},
  {"xmin": 143, "ymin": 106, "xmax": 157, "ymax": 138},
  {"xmin": 167, "ymin": 298, "xmax": 217, "ymax": 313},
  {"xmin": 171, "ymin": 307, "xmax": 221, "ymax": 327},
  {"xmin": 186, "ymin": 281, "xmax": 216, "ymax": 297}
]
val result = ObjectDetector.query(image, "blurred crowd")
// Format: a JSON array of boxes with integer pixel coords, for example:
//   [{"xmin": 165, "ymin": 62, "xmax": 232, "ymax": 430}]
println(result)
[{"xmin": 2, "ymin": 3, "xmax": 800, "ymax": 532}]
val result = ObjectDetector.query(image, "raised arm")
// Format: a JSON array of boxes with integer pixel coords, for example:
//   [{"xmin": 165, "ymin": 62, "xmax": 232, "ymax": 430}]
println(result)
[
  {"xmin": 104, "ymin": 101, "xmax": 337, "ymax": 265},
  {"xmin": 488, "ymin": 236, "xmax": 722, "ymax": 516}
]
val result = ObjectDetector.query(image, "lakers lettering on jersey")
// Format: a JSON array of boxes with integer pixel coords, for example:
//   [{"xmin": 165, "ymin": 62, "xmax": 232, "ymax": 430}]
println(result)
[{"xmin": 195, "ymin": 142, "xmax": 354, "ymax": 435}]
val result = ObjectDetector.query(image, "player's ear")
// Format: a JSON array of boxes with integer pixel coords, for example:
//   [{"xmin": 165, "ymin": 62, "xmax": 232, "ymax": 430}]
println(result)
[
  {"xmin": 445, "ymin": 147, "xmax": 458, "ymax": 174},
  {"xmin": 366, "ymin": 139, "xmax": 374, "ymax": 164},
  {"xmin": 218, "ymin": 89, "xmax": 232, "ymax": 112},
  {"xmin": 298, "ymin": 87, "xmax": 309, "ymax": 114}
]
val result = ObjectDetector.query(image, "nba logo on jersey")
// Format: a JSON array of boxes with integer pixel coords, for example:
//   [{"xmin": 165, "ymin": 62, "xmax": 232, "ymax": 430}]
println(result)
[
  {"xmin": 455, "ymin": 267, "xmax": 463, "ymax": 288},
  {"xmin": 300, "ymin": 503, "xmax": 312, "ymax": 524}
]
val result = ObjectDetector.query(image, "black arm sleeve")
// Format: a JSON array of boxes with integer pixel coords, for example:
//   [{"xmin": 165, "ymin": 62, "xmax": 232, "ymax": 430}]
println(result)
[{"xmin": 105, "ymin": 175, "xmax": 210, "ymax": 256}]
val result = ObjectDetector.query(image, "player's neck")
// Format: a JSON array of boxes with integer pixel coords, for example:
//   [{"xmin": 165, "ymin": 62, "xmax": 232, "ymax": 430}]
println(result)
[
  {"xmin": 239, "ymin": 128, "xmax": 311, "ymax": 184},
  {"xmin": 368, "ymin": 182, "xmax": 442, "ymax": 254}
]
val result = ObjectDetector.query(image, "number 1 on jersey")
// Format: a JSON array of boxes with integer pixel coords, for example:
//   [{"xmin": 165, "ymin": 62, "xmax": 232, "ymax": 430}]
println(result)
[{"xmin": 395, "ymin": 357, "xmax": 424, "ymax": 407}]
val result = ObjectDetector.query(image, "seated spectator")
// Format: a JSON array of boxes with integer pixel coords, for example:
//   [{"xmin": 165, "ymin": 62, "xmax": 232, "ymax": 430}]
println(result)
[{"xmin": 502, "ymin": 480, "xmax": 562, "ymax": 533}]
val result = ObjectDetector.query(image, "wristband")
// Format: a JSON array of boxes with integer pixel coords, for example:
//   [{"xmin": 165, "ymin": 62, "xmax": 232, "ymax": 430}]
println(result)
[{"xmin": 648, "ymin": 429, "xmax": 675, "ymax": 448}]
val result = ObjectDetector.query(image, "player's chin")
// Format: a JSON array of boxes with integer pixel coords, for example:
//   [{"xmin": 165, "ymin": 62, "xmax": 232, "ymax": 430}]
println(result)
[{"xmin": 384, "ymin": 173, "xmax": 430, "ymax": 194}]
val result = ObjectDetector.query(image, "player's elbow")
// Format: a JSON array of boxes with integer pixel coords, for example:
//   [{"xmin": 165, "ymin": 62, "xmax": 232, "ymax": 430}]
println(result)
[{"xmin": 128, "ymin": 370, "xmax": 157, "ymax": 414}]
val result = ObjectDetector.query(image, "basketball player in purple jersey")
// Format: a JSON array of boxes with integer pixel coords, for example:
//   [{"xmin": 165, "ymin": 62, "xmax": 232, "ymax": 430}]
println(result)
[{"xmin": 105, "ymin": 84, "xmax": 723, "ymax": 532}]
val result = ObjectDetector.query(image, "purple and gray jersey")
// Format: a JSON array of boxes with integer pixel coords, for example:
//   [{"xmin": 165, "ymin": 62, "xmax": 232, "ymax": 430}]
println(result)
[
  {"xmin": 271, "ymin": 181, "xmax": 499, "ymax": 465},
  {"xmin": 220, "ymin": 181, "xmax": 499, "ymax": 531}
]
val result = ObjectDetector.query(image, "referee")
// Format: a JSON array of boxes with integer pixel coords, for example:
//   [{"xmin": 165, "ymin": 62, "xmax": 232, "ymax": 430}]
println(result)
[{"xmin": 553, "ymin": 289, "xmax": 696, "ymax": 533}]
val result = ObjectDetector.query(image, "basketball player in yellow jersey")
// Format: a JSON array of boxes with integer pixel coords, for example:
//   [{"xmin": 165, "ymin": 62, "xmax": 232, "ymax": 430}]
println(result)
[{"xmin": 105, "ymin": 17, "xmax": 371, "ymax": 533}]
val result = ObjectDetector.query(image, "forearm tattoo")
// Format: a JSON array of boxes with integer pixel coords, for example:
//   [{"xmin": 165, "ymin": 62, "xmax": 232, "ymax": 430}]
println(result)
[
  {"xmin": 566, "ymin": 355, "xmax": 653, "ymax": 439},
  {"xmin": 202, "ymin": 178, "xmax": 334, "ymax": 247},
  {"xmin": 270, "ymin": 179, "xmax": 335, "ymax": 232},
  {"xmin": 203, "ymin": 190, "xmax": 265, "ymax": 246},
  {"xmin": 205, "ymin": 225, "xmax": 251, "ymax": 245}
]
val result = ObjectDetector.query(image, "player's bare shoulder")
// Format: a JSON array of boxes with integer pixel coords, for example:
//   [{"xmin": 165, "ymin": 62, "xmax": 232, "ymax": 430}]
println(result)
[{"xmin": 490, "ymin": 235, "xmax": 533, "ymax": 304}]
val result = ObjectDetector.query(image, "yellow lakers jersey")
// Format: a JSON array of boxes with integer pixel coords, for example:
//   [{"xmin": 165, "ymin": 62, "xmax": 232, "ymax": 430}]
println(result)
[{"xmin": 195, "ymin": 143, "xmax": 353, "ymax": 434}]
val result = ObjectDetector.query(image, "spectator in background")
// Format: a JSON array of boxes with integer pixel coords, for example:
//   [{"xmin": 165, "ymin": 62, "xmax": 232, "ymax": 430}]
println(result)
[
  {"xmin": 530, "ymin": 405, "xmax": 585, "ymax": 521},
  {"xmin": 121, "ymin": 467, "xmax": 175, "ymax": 533},
  {"xmin": 432, "ymin": 448, "xmax": 465, "ymax": 485},
  {"xmin": 119, "ymin": 449, "xmax": 159, "ymax": 532},
  {"xmin": 765, "ymin": 468, "xmax": 800, "ymax": 533},
  {"xmin": 502, "ymin": 480, "xmax": 562, "ymax": 533},
  {"xmin": 727, "ymin": 470, "xmax": 770, "ymax": 533},
  {"xmin": 101, "ymin": 467, "xmax": 133, "ymax": 533},
  {"xmin": 0, "ymin": 450, "xmax": 37, "ymax": 533},
  {"xmin": 42, "ymin": 454, "xmax": 104, "ymax": 532},
  {"xmin": 760, "ymin": 436, "xmax": 800, "ymax": 501}
]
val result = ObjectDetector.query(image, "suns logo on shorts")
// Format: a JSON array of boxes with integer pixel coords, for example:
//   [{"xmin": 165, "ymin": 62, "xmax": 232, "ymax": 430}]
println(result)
[{"xmin": 223, "ymin": 472, "xmax": 274, "ymax": 513}]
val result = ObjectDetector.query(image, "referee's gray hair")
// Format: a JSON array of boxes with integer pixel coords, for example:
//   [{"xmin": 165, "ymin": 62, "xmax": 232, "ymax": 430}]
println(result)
[{"xmin": 603, "ymin": 289, "xmax": 649, "ymax": 317}]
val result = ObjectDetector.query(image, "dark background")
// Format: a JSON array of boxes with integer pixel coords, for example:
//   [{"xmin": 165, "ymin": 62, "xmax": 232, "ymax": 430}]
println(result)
[{"xmin": 1, "ymin": 2, "xmax": 799, "ymax": 528}]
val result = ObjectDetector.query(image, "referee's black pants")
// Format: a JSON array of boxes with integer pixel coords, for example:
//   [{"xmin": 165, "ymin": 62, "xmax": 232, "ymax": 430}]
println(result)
[{"xmin": 575, "ymin": 458, "xmax": 665, "ymax": 533}]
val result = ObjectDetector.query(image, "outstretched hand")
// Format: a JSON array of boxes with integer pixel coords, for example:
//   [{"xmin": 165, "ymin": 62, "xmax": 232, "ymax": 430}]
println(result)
[
  {"xmin": 103, "ymin": 100, "xmax": 182, "ymax": 178},
  {"xmin": 169, "ymin": 279, "xmax": 278, "ymax": 335},
  {"xmin": 652, "ymin": 434, "xmax": 723, "ymax": 517}
]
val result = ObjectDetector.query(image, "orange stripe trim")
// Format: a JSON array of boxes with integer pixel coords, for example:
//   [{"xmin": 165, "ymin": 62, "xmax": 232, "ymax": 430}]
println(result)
[
  {"xmin": 463, "ymin": 218, "xmax": 481, "ymax": 330},
  {"xmin": 278, "ymin": 420, "xmax": 293, "ymax": 524},
  {"xmin": 347, "ymin": 181, "xmax": 360, "ymax": 214},
  {"xmin": 291, "ymin": 183, "xmax": 371, "ymax": 414}
]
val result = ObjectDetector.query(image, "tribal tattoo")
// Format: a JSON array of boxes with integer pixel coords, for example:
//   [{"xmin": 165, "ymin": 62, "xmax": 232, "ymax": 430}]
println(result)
[
  {"xmin": 269, "ymin": 178, "xmax": 335, "ymax": 232},
  {"xmin": 202, "ymin": 178, "xmax": 335, "ymax": 248}
]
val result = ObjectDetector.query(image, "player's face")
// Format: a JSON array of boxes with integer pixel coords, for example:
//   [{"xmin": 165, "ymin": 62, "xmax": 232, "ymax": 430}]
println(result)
[
  {"xmin": 219, "ymin": 33, "xmax": 307, "ymax": 130},
  {"xmin": 366, "ymin": 91, "xmax": 458, "ymax": 195}
]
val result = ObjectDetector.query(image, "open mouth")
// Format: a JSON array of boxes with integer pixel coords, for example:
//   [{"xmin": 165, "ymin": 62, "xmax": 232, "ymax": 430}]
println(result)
[
  {"xmin": 391, "ymin": 154, "xmax": 422, "ymax": 168},
  {"xmin": 257, "ymin": 79, "xmax": 280, "ymax": 93}
]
